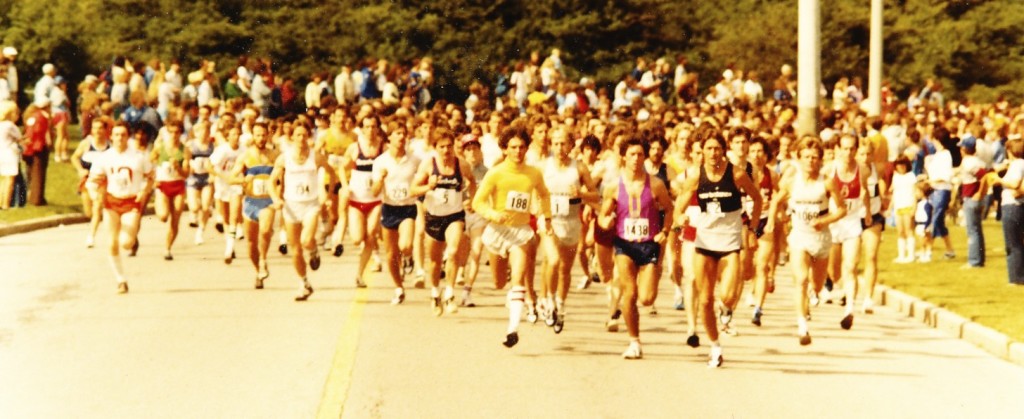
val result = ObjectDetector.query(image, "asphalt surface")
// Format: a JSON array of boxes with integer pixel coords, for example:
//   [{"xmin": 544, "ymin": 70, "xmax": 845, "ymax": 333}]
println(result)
[{"xmin": 2, "ymin": 216, "xmax": 1023, "ymax": 418}]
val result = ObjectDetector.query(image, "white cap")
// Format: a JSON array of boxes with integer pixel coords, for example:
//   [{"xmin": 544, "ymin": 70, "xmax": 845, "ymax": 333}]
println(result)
[
  {"xmin": 34, "ymin": 96, "xmax": 50, "ymax": 107},
  {"xmin": 722, "ymin": 69, "xmax": 734, "ymax": 81},
  {"xmin": 84, "ymin": 74, "xmax": 98, "ymax": 84},
  {"xmin": 2, "ymin": 47, "xmax": 17, "ymax": 57},
  {"xmin": 42, "ymin": 63, "xmax": 55, "ymax": 74}
]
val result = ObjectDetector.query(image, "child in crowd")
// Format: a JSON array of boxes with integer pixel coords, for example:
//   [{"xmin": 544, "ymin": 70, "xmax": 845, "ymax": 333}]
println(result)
[
  {"xmin": 914, "ymin": 182, "xmax": 934, "ymax": 262},
  {"xmin": 891, "ymin": 156, "xmax": 917, "ymax": 263}
]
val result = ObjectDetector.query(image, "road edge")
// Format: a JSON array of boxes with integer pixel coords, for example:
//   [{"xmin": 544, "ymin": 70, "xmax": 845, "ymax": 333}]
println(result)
[
  {"xmin": 0, "ymin": 213, "xmax": 90, "ymax": 238},
  {"xmin": 874, "ymin": 284, "xmax": 1023, "ymax": 368}
]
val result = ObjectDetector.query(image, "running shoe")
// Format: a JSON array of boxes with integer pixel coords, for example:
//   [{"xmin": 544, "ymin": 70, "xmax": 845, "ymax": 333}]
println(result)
[
  {"xmin": 224, "ymin": 251, "xmax": 233, "ymax": 265},
  {"xmin": 673, "ymin": 296, "xmax": 685, "ymax": 311},
  {"xmin": 460, "ymin": 294, "xmax": 476, "ymax": 308},
  {"xmin": 117, "ymin": 282, "xmax": 129, "ymax": 294},
  {"xmin": 686, "ymin": 334, "xmax": 700, "ymax": 348},
  {"xmin": 195, "ymin": 230, "xmax": 204, "ymax": 245},
  {"xmin": 840, "ymin": 313, "xmax": 854, "ymax": 330},
  {"xmin": 752, "ymin": 308, "xmax": 763, "ymax": 327},
  {"xmin": 85, "ymin": 235, "xmax": 95, "ymax": 248},
  {"xmin": 622, "ymin": 342, "xmax": 643, "ymax": 360},
  {"xmin": 545, "ymin": 306, "xmax": 557, "ymax": 327},
  {"xmin": 391, "ymin": 288, "xmax": 405, "ymax": 305},
  {"xmin": 355, "ymin": 277, "xmax": 367, "ymax": 288},
  {"xmin": 943, "ymin": 252, "xmax": 956, "ymax": 260},
  {"xmin": 444, "ymin": 297, "xmax": 458, "ymax": 314},
  {"xmin": 278, "ymin": 243, "xmax": 288, "ymax": 255},
  {"xmin": 371, "ymin": 254, "xmax": 382, "ymax": 272},
  {"xmin": 310, "ymin": 251, "xmax": 321, "ymax": 271},
  {"xmin": 503, "ymin": 332, "xmax": 519, "ymax": 348},
  {"xmin": 255, "ymin": 275, "xmax": 265, "ymax": 290},
  {"xmin": 526, "ymin": 305, "xmax": 539, "ymax": 324},
  {"xmin": 431, "ymin": 296, "xmax": 443, "ymax": 317},
  {"xmin": 648, "ymin": 305, "xmax": 658, "ymax": 316},
  {"xmin": 862, "ymin": 298, "xmax": 874, "ymax": 314},
  {"xmin": 577, "ymin": 274, "xmax": 592, "ymax": 290},
  {"xmin": 605, "ymin": 318, "xmax": 619, "ymax": 333},
  {"xmin": 799, "ymin": 331, "xmax": 812, "ymax": 346},
  {"xmin": 164, "ymin": 252, "xmax": 174, "ymax": 261},
  {"xmin": 294, "ymin": 284, "xmax": 314, "ymax": 301},
  {"xmin": 707, "ymin": 347, "xmax": 723, "ymax": 368},
  {"xmin": 333, "ymin": 244, "xmax": 344, "ymax": 257},
  {"xmin": 553, "ymin": 312, "xmax": 565, "ymax": 334},
  {"xmin": 402, "ymin": 257, "xmax": 415, "ymax": 277},
  {"xmin": 917, "ymin": 254, "xmax": 931, "ymax": 263},
  {"xmin": 215, "ymin": 222, "xmax": 224, "ymax": 233},
  {"xmin": 189, "ymin": 221, "xmax": 198, "ymax": 228}
]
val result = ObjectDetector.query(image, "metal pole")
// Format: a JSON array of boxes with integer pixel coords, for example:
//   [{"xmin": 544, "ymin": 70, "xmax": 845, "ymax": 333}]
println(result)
[
  {"xmin": 866, "ymin": 0, "xmax": 883, "ymax": 117},
  {"xmin": 797, "ymin": 0, "xmax": 821, "ymax": 138}
]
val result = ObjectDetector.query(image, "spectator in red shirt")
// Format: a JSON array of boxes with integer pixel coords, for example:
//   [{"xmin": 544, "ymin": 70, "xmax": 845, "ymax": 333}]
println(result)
[{"xmin": 22, "ymin": 97, "xmax": 51, "ymax": 206}]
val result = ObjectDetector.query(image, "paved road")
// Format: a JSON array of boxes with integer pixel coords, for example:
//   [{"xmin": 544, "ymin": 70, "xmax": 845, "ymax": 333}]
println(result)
[{"xmin": 2, "ymin": 216, "xmax": 1023, "ymax": 418}]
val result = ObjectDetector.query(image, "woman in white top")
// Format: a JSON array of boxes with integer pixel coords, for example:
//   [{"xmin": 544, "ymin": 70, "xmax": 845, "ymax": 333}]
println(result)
[
  {"xmin": 211, "ymin": 123, "xmax": 246, "ymax": 263},
  {"xmin": 0, "ymin": 100, "xmax": 22, "ymax": 210},
  {"xmin": 994, "ymin": 139, "xmax": 1024, "ymax": 285},
  {"xmin": 411, "ymin": 129, "xmax": 476, "ymax": 315},
  {"xmin": 269, "ymin": 118, "xmax": 339, "ymax": 301},
  {"xmin": 922, "ymin": 127, "xmax": 957, "ymax": 261},
  {"xmin": 372, "ymin": 121, "xmax": 421, "ymax": 305},
  {"xmin": 766, "ymin": 137, "xmax": 847, "ymax": 346}
]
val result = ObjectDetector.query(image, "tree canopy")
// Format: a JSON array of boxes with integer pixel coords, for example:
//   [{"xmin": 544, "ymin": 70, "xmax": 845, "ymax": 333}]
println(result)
[{"xmin": 2, "ymin": 0, "xmax": 1021, "ymax": 103}]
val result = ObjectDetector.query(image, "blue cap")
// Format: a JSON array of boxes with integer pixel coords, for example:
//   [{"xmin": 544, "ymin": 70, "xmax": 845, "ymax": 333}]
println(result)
[
  {"xmin": 957, "ymin": 135, "xmax": 976, "ymax": 150},
  {"xmin": 54, "ymin": 75, "xmax": 66, "ymax": 84}
]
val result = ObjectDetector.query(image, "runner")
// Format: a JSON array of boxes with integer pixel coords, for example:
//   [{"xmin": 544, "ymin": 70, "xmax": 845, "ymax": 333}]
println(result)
[
  {"xmin": 675, "ymin": 131, "xmax": 762, "ymax": 367},
  {"xmin": 268, "ymin": 118, "xmax": 339, "ymax": 301},
  {"xmin": 211, "ymin": 122, "xmax": 246, "ymax": 263},
  {"xmin": 574, "ymin": 134, "xmax": 602, "ymax": 291},
  {"xmin": 411, "ymin": 129, "xmax": 476, "ymax": 315},
  {"xmin": 186, "ymin": 120, "xmax": 216, "ymax": 245},
  {"xmin": 597, "ymin": 136, "xmax": 674, "ymax": 360},
  {"xmin": 343, "ymin": 113, "xmax": 386, "ymax": 288},
  {"xmin": 88, "ymin": 121, "xmax": 155, "ymax": 294},
  {"xmin": 643, "ymin": 128, "xmax": 675, "ymax": 315},
  {"xmin": 856, "ymin": 139, "xmax": 889, "ymax": 314},
  {"xmin": 718, "ymin": 126, "xmax": 756, "ymax": 334},
  {"xmin": 371, "ymin": 120, "xmax": 422, "ymax": 306},
  {"xmin": 457, "ymin": 134, "xmax": 489, "ymax": 307},
  {"xmin": 71, "ymin": 117, "xmax": 110, "ymax": 248},
  {"xmin": 590, "ymin": 128, "xmax": 629, "ymax": 331},
  {"xmin": 765, "ymin": 136, "xmax": 847, "ymax": 345},
  {"xmin": 539, "ymin": 125, "xmax": 599, "ymax": 333},
  {"xmin": 230, "ymin": 122, "xmax": 279, "ymax": 288},
  {"xmin": 150, "ymin": 121, "xmax": 189, "ymax": 260},
  {"xmin": 671, "ymin": 137, "xmax": 704, "ymax": 347},
  {"xmin": 472, "ymin": 123, "xmax": 552, "ymax": 348},
  {"xmin": 314, "ymin": 107, "xmax": 355, "ymax": 257},
  {"xmin": 826, "ymin": 134, "xmax": 871, "ymax": 330},
  {"xmin": 748, "ymin": 136, "xmax": 779, "ymax": 326}
]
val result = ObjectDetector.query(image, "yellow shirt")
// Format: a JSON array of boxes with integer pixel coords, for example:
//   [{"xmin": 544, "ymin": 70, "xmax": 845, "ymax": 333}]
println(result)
[
  {"xmin": 868, "ymin": 132, "xmax": 889, "ymax": 166},
  {"xmin": 473, "ymin": 160, "xmax": 551, "ymax": 226}
]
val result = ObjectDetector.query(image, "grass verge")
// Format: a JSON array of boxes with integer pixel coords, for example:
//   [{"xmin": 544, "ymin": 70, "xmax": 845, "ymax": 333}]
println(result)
[{"xmin": 0, "ymin": 126, "xmax": 83, "ymax": 224}]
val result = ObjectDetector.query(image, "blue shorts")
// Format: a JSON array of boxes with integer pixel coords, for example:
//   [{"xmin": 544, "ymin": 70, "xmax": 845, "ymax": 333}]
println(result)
[
  {"xmin": 381, "ymin": 204, "xmax": 418, "ymax": 230},
  {"xmin": 187, "ymin": 173, "xmax": 210, "ymax": 190},
  {"xmin": 862, "ymin": 213, "xmax": 886, "ymax": 232},
  {"xmin": 243, "ymin": 197, "xmax": 273, "ymax": 222},
  {"xmin": 928, "ymin": 189, "xmax": 952, "ymax": 238},
  {"xmin": 612, "ymin": 238, "xmax": 661, "ymax": 267}
]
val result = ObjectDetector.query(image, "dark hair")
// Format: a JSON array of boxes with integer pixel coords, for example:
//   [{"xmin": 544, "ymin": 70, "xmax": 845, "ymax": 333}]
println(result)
[
  {"xmin": 750, "ymin": 136, "xmax": 775, "ymax": 160},
  {"xmin": 580, "ymin": 134, "xmax": 601, "ymax": 153},
  {"xmin": 619, "ymin": 135, "xmax": 650, "ymax": 157},
  {"xmin": 1007, "ymin": 139, "xmax": 1023, "ymax": 159},
  {"xmin": 499, "ymin": 122, "xmax": 531, "ymax": 150},
  {"xmin": 701, "ymin": 132, "xmax": 728, "ymax": 150},
  {"xmin": 893, "ymin": 155, "xmax": 911, "ymax": 171}
]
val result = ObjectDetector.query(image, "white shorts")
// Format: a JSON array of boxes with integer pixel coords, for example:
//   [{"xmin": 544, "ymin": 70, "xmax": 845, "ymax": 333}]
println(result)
[
  {"xmin": 283, "ymin": 199, "xmax": 320, "ymax": 224},
  {"xmin": 549, "ymin": 217, "xmax": 581, "ymax": 247},
  {"xmin": 465, "ymin": 212, "xmax": 488, "ymax": 233},
  {"xmin": 481, "ymin": 223, "xmax": 535, "ymax": 258},
  {"xmin": 829, "ymin": 216, "xmax": 863, "ymax": 244},
  {"xmin": 214, "ymin": 182, "xmax": 243, "ymax": 201},
  {"xmin": 789, "ymin": 229, "xmax": 832, "ymax": 260}
]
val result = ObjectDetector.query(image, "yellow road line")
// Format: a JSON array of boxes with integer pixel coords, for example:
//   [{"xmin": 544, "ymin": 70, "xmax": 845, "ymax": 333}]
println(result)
[{"xmin": 316, "ymin": 279, "xmax": 371, "ymax": 419}]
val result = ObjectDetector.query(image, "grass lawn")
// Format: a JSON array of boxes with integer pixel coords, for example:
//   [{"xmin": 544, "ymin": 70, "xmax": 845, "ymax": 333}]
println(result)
[
  {"xmin": 876, "ymin": 217, "xmax": 1024, "ymax": 342},
  {"xmin": 0, "ymin": 125, "xmax": 84, "ymax": 224}
]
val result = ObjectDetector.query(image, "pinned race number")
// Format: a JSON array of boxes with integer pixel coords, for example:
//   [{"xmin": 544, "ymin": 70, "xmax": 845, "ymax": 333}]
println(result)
[
  {"xmin": 251, "ymin": 178, "xmax": 267, "ymax": 196},
  {"xmin": 506, "ymin": 190, "xmax": 530, "ymax": 213},
  {"xmin": 388, "ymin": 185, "xmax": 409, "ymax": 201},
  {"xmin": 623, "ymin": 218, "xmax": 650, "ymax": 241},
  {"xmin": 706, "ymin": 201, "xmax": 723, "ymax": 217},
  {"xmin": 551, "ymin": 195, "xmax": 570, "ymax": 217}
]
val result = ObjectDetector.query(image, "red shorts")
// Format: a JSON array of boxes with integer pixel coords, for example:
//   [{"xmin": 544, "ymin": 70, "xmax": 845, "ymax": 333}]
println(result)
[
  {"xmin": 682, "ymin": 226, "xmax": 697, "ymax": 242},
  {"xmin": 349, "ymin": 200, "xmax": 381, "ymax": 216},
  {"xmin": 104, "ymin": 195, "xmax": 143, "ymax": 215},
  {"xmin": 595, "ymin": 224, "xmax": 616, "ymax": 247},
  {"xmin": 157, "ymin": 180, "xmax": 186, "ymax": 199},
  {"xmin": 52, "ymin": 111, "xmax": 70, "ymax": 126}
]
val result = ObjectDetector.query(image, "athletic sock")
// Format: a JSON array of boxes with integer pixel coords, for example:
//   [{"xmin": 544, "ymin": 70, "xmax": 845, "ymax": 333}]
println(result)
[
  {"xmin": 430, "ymin": 286, "xmax": 440, "ymax": 298},
  {"xmin": 109, "ymin": 254, "xmax": 125, "ymax": 283},
  {"xmin": 797, "ymin": 316, "xmax": 808, "ymax": 335},
  {"xmin": 507, "ymin": 287, "xmax": 526, "ymax": 334},
  {"xmin": 907, "ymin": 236, "xmax": 916, "ymax": 257},
  {"xmin": 897, "ymin": 238, "xmax": 906, "ymax": 259},
  {"xmin": 443, "ymin": 286, "xmax": 454, "ymax": 300},
  {"xmin": 555, "ymin": 297, "xmax": 565, "ymax": 313}
]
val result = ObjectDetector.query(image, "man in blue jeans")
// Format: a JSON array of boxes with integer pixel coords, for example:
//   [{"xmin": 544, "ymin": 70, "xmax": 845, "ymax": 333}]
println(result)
[{"xmin": 957, "ymin": 136, "xmax": 987, "ymax": 268}]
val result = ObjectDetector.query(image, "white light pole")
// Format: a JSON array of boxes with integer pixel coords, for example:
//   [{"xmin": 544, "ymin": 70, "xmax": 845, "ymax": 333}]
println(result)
[
  {"xmin": 866, "ymin": 0, "xmax": 883, "ymax": 117},
  {"xmin": 797, "ymin": 0, "xmax": 821, "ymax": 137}
]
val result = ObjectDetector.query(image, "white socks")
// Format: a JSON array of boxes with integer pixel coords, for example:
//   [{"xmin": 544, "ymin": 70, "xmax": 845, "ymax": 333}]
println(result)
[
  {"xmin": 109, "ymin": 254, "xmax": 125, "ymax": 283},
  {"xmin": 897, "ymin": 238, "xmax": 906, "ymax": 259},
  {"xmin": 508, "ymin": 287, "xmax": 526, "ymax": 333}
]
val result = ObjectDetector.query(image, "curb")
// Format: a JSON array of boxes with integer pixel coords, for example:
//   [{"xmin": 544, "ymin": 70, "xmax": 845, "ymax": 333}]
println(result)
[
  {"xmin": 0, "ymin": 213, "xmax": 90, "ymax": 238},
  {"xmin": 875, "ymin": 285, "xmax": 1022, "ymax": 368}
]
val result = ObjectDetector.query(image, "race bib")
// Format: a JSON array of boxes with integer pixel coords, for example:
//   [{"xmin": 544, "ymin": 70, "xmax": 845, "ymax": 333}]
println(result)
[
  {"xmin": 793, "ymin": 204, "xmax": 818, "ymax": 223},
  {"xmin": 294, "ymin": 181, "xmax": 312, "ymax": 196},
  {"xmin": 433, "ymin": 188, "xmax": 450, "ymax": 205},
  {"xmin": 505, "ymin": 190, "xmax": 530, "ymax": 213},
  {"xmin": 551, "ymin": 195, "xmax": 570, "ymax": 217},
  {"xmin": 706, "ymin": 201, "xmax": 723, "ymax": 217},
  {"xmin": 251, "ymin": 178, "xmax": 267, "ymax": 196},
  {"xmin": 388, "ymin": 184, "xmax": 409, "ymax": 201},
  {"xmin": 192, "ymin": 157, "xmax": 209, "ymax": 171},
  {"xmin": 623, "ymin": 218, "xmax": 650, "ymax": 241}
]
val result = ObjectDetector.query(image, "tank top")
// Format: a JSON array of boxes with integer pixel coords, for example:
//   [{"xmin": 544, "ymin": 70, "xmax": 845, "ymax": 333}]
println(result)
[
  {"xmin": 243, "ymin": 152, "xmax": 273, "ymax": 199},
  {"xmin": 744, "ymin": 165, "xmax": 773, "ymax": 220},
  {"xmin": 615, "ymin": 174, "xmax": 659, "ymax": 242},
  {"xmin": 832, "ymin": 163, "xmax": 862, "ymax": 218},
  {"xmin": 155, "ymin": 143, "xmax": 186, "ymax": 181},
  {"xmin": 283, "ymin": 152, "xmax": 318, "ymax": 202},
  {"xmin": 789, "ymin": 168, "xmax": 829, "ymax": 233},
  {"xmin": 693, "ymin": 163, "xmax": 744, "ymax": 252},
  {"xmin": 80, "ymin": 137, "xmax": 109, "ymax": 171},
  {"xmin": 424, "ymin": 157, "xmax": 464, "ymax": 216},
  {"xmin": 545, "ymin": 158, "xmax": 582, "ymax": 219},
  {"xmin": 349, "ymin": 141, "xmax": 382, "ymax": 203},
  {"xmin": 190, "ymin": 141, "xmax": 214, "ymax": 175}
]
